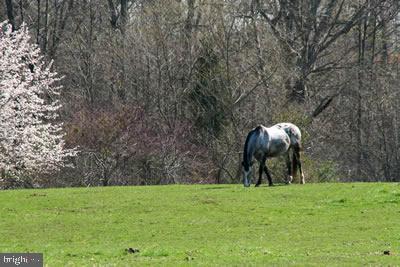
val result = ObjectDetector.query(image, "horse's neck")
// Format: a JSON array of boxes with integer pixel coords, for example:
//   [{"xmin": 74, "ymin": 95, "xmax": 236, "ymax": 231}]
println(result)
[{"xmin": 244, "ymin": 128, "xmax": 260, "ymax": 166}]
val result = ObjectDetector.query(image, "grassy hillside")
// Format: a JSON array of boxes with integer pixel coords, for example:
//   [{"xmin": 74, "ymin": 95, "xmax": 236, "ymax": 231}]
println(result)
[{"xmin": 0, "ymin": 183, "xmax": 399, "ymax": 266}]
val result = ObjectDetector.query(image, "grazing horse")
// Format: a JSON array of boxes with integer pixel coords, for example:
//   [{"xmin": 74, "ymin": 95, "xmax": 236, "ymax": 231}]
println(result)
[{"xmin": 241, "ymin": 123, "xmax": 305, "ymax": 187}]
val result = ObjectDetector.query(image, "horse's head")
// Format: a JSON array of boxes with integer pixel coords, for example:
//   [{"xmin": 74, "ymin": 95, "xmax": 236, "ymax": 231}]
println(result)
[{"xmin": 242, "ymin": 161, "xmax": 251, "ymax": 187}]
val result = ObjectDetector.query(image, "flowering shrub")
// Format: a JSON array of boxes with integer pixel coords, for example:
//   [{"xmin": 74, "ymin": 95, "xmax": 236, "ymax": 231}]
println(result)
[{"xmin": 0, "ymin": 21, "xmax": 75, "ymax": 185}]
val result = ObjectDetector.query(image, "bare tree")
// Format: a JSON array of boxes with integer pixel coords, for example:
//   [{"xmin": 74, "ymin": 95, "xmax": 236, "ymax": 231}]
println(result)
[{"xmin": 253, "ymin": 0, "xmax": 398, "ymax": 107}]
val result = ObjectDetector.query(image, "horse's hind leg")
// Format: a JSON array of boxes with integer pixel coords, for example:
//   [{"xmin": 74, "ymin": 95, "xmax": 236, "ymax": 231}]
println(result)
[
  {"xmin": 286, "ymin": 152, "xmax": 293, "ymax": 184},
  {"xmin": 263, "ymin": 163, "xmax": 273, "ymax": 186},
  {"xmin": 255, "ymin": 159, "xmax": 265, "ymax": 187},
  {"xmin": 294, "ymin": 146, "xmax": 305, "ymax": 184}
]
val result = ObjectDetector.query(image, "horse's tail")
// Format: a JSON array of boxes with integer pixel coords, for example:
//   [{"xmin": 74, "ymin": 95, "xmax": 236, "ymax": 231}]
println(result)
[
  {"xmin": 297, "ymin": 141, "xmax": 303, "ymax": 151},
  {"xmin": 243, "ymin": 126, "xmax": 260, "ymax": 171},
  {"xmin": 292, "ymin": 149, "xmax": 298, "ymax": 177}
]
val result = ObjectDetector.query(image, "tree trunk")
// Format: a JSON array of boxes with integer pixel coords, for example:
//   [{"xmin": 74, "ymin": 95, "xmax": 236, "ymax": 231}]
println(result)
[
  {"xmin": 120, "ymin": 0, "xmax": 128, "ymax": 34},
  {"xmin": 5, "ymin": 0, "xmax": 16, "ymax": 31},
  {"xmin": 356, "ymin": 14, "xmax": 366, "ymax": 179},
  {"xmin": 290, "ymin": 76, "xmax": 306, "ymax": 102},
  {"xmin": 43, "ymin": 0, "xmax": 49, "ymax": 52},
  {"xmin": 36, "ymin": 0, "xmax": 41, "ymax": 45}
]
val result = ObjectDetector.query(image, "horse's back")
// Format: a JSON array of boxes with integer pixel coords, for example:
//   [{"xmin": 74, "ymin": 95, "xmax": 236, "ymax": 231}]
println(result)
[
  {"xmin": 264, "ymin": 126, "xmax": 291, "ymax": 157},
  {"xmin": 274, "ymin": 122, "xmax": 302, "ymax": 147},
  {"xmin": 252, "ymin": 125, "xmax": 290, "ymax": 158}
]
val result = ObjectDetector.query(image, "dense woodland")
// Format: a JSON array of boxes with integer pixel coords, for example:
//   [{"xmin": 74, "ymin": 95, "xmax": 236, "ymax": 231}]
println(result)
[{"xmin": 1, "ymin": 0, "xmax": 400, "ymax": 188}]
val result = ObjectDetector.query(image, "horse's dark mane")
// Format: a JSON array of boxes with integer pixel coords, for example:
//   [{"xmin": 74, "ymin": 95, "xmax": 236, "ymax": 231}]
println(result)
[{"xmin": 243, "ymin": 126, "xmax": 261, "ymax": 171}]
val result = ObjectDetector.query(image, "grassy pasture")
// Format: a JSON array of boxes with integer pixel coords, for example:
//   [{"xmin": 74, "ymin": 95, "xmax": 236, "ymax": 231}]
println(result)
[{"xmin": 0, "ymin": 183, "xmax": 399, "ymax": 266}]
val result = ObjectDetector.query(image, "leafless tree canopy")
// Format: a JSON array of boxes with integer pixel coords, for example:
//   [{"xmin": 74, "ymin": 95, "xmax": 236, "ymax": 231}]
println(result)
[{"xmin": 1, "ymin": 0, "xmax": 400, "ymax": 187}]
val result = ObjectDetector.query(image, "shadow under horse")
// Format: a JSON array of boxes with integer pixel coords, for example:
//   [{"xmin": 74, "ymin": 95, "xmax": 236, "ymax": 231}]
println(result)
[{"xmin": 241, "ymin": 123, "xmax": 305, "ymax": 187}]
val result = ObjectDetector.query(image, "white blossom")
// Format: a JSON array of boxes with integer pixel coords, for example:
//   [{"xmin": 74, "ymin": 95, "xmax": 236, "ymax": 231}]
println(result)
[{"xmin": 0, "ymin": 21, "xmax": 76, "ymax": 177}]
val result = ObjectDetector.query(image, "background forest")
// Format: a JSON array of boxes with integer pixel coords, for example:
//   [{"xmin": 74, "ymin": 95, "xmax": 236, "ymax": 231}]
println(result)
[{"xmin": 1, "ymin": 0, "xmax": 400, "ymax": 187}]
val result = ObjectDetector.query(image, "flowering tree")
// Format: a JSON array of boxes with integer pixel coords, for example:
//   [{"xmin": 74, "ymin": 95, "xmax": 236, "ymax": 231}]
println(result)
[{"xmin": 0, "ymin": 21, "xmax": 75, "ymax": 181}]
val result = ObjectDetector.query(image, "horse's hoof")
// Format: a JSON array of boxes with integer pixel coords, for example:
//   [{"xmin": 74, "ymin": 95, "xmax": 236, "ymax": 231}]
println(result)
[
  {"xmin": 255, "ymin": 184, "xmax": 260, "ymax": 187},
  {"xmin": 244, "ymin": 184, "xmax": 250, "ymax": 187},
  {"xmin": 268, "ymin": 183, "xmax": 274, "ymax": 187}
]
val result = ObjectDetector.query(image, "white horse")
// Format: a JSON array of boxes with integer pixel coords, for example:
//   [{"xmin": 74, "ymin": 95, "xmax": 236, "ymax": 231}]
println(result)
[{"xmin": 242, "ymin": 123, "xmax": 305, "ymax": 187}]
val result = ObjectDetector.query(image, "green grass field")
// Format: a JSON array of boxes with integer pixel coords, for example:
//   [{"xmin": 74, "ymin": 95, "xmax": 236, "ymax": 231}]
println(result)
[{"xmin": 0, "ymin": 183, "xmax": 399, "ymax": 266}]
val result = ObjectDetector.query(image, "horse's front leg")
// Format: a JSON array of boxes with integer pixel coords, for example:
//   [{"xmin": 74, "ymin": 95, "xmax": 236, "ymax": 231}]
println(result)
[
  {"xmin": 255, "ymin": 160, "xmax": 264, "ymax": 187},
  {"xmin": 263, "ymin": 163, "xmax": 273, "ymax": 186}
]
